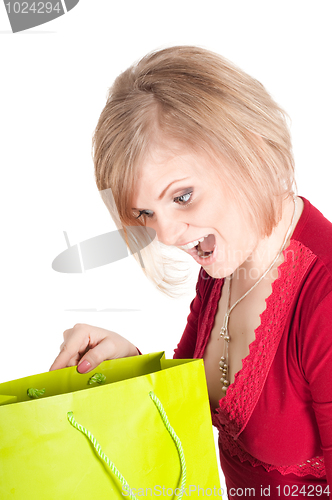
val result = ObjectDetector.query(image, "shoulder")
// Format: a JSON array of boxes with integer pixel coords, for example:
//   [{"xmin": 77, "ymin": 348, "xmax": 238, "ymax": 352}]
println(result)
[
  {"xmin": 290, "ymin": 197, "xmax": 332, "ymax": 331},
  {"xmin": 292, "ymin": 197, "xmax": 332, "ymax": 278}
]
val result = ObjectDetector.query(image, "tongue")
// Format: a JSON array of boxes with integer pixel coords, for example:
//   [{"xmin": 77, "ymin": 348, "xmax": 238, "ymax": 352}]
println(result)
[{"xmin": 200, "ymin": 234, "xmax": 215, "ymax": 253}]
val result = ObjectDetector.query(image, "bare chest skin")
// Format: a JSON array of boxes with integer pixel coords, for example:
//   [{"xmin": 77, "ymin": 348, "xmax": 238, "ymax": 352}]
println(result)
[
  {"xmin": 203, "ymin": 266, "xmax": 280, "ymax": 411},
  {"xmin": 202, "ymin": 197, "xmax": 304, "ymax": 411}
]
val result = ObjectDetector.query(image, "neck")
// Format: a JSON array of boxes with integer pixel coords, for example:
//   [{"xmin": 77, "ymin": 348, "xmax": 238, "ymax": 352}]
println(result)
[{"xmin": 234, "ymin": 195, "xmax": 303, "ymax": 283}]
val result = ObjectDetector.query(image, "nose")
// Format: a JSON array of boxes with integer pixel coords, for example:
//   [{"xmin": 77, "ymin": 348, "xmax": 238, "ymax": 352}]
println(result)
[{"xmin": 154, "ymin": 216, "xmax": 187, "ymax": 247}]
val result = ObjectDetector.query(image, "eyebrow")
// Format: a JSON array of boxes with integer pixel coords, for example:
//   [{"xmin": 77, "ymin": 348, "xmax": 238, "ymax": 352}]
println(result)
[
  {"xmin": 157, "ymin": 178, "xmax": 190, "ymax": 200},
  {"xmin": 132, "ymin": 177, "xmax": 191, "ymax": 211}
]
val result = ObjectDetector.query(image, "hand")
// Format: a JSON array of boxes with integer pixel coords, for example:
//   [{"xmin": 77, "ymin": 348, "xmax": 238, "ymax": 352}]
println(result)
[{"xmin": 49, "ymin": 323, "xmax": 139, "ymax": 373}]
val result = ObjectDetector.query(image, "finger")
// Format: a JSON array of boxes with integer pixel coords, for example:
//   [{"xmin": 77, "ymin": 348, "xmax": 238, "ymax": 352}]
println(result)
[
  {"xmin": 49, "ymin": 333, "xmax": 90, "ymax": 371},
  {"xmin": 49, "ymin": 347, "xmax": 74, "ymax": 371},
  {"xmin": 67, "ymin": 357, "xmax": 80, "ymax": 367},
  {"xmin": 77, "ymin": 337, "xmax": 117, "ymax": 373}
]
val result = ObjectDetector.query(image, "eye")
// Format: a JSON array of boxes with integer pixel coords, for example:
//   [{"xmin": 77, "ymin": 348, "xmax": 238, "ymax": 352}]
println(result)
[
  {"xmin": 173, "ymin": 191, "xmax": 193, "ymax": 205},
  {"xmin": 135, "ymin": 209, "xmax": 154, "ymax": 220}
]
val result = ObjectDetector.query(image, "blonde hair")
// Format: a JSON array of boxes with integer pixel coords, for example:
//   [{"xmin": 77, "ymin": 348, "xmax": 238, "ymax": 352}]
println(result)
[{"xmin": 93, "ymin": 45, "xmax": 295, "ymax": 295}]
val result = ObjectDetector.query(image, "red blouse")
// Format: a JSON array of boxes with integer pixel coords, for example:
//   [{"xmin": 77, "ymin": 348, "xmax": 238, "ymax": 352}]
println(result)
[{"xmin": 174, "ymin": 197, "xmax": 332, "ymax": 499}]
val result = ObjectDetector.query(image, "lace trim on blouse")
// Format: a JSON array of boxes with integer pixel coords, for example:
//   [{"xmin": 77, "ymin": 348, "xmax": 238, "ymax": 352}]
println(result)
[{"xmin": 194, "ymin": 240, "xmax": 324, "ymax": 477}]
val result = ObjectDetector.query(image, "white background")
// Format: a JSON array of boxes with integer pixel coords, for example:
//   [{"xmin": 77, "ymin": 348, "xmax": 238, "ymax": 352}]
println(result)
[{"xmin": 1, "ymin": 1, "xmax": 331, "ymax": 494}]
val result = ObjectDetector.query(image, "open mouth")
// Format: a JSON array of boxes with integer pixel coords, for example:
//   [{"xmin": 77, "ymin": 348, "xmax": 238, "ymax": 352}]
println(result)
[
  {"xmin": 197, "ymin": 233, "xmax": 215, "ymax": 256},
  {"xmin": 186, "ymin": 234, "xmax": 216, "ymax": 263}
]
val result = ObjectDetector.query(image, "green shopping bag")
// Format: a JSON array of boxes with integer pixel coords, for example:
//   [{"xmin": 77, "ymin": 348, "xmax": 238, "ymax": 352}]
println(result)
[{"xmin": 0, "ymin": 352, "xmax": 221, "ymax": 499}]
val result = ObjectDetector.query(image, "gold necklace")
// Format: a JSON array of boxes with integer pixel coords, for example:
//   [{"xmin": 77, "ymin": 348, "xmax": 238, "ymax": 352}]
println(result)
[{"xmin": 219, "ymin": 197, "xmax": 298, "ymax": 393}]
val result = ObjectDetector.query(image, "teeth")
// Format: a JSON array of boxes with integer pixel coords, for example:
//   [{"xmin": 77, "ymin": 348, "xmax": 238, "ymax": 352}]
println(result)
[
  {"xmin": 179, "ymin": 234, "xmax": 209, "ymax": 250},
  {"xmin": 186, "ymin": 240, "xmax": 199, "ymax": 250}
]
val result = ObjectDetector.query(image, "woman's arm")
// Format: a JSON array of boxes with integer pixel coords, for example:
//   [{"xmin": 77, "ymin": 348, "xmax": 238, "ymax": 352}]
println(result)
[
  {"xmin": 50, "ymin": 268, "xmax": 207, "ymax": 371},
  {"xmin": 49, "ymin": 324, "xmax": 139, "ymax": 373},
  {"xmin": 302, "ymin": 291, "xmax": 332, "ymax": 497},
  {"xmin": 173, "ymin": 276, "xmax": 203, "ymax": 359}
]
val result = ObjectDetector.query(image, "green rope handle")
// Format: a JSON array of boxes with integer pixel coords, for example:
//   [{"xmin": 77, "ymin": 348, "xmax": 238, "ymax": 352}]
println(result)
[
  {"xmin": 148, "ymin": 391, "xmax": 187, "ymax": 498},
  {"xmin": 67, "ymin": 391, "xmax": 187, "ymax": 500},
  {"xmin": 27, "ymin": 388, "xmax": 45, "ymax": 399},
  {"xmin": 67, "ymin": 411, "xmax": 136, "ymax": 500},
  {"xmin": 88, "ymin": 373, "xmax": 106, "ymax": 385}
]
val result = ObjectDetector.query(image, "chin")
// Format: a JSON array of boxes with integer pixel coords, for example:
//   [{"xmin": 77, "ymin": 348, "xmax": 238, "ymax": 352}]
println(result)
[{"xmin": 202, "ymin": 263, "xmax": 235, "ymax": 279}]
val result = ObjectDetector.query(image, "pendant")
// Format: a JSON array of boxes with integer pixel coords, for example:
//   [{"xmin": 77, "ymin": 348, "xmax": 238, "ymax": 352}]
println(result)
[{"xmin": 220, "ymin": 325, "xmax": 230, "ymax": 391}]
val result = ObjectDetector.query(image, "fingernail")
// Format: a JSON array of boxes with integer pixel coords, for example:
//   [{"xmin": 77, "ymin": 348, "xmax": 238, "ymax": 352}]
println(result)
[{"xmin": 77, "ymin": 360, "xmax": 91, "ymax": 374}]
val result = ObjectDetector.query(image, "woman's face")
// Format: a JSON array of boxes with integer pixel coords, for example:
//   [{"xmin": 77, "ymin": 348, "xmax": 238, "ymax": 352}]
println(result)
[{"xmin": 132, "ymin": 145, "xmax": 258, "ymax": 279}]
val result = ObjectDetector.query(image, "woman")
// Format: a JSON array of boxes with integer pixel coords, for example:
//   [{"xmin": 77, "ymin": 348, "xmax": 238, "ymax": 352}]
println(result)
[{"xmin": 50, "ymin": 46, "xmax": 332, "ymax": 498}]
